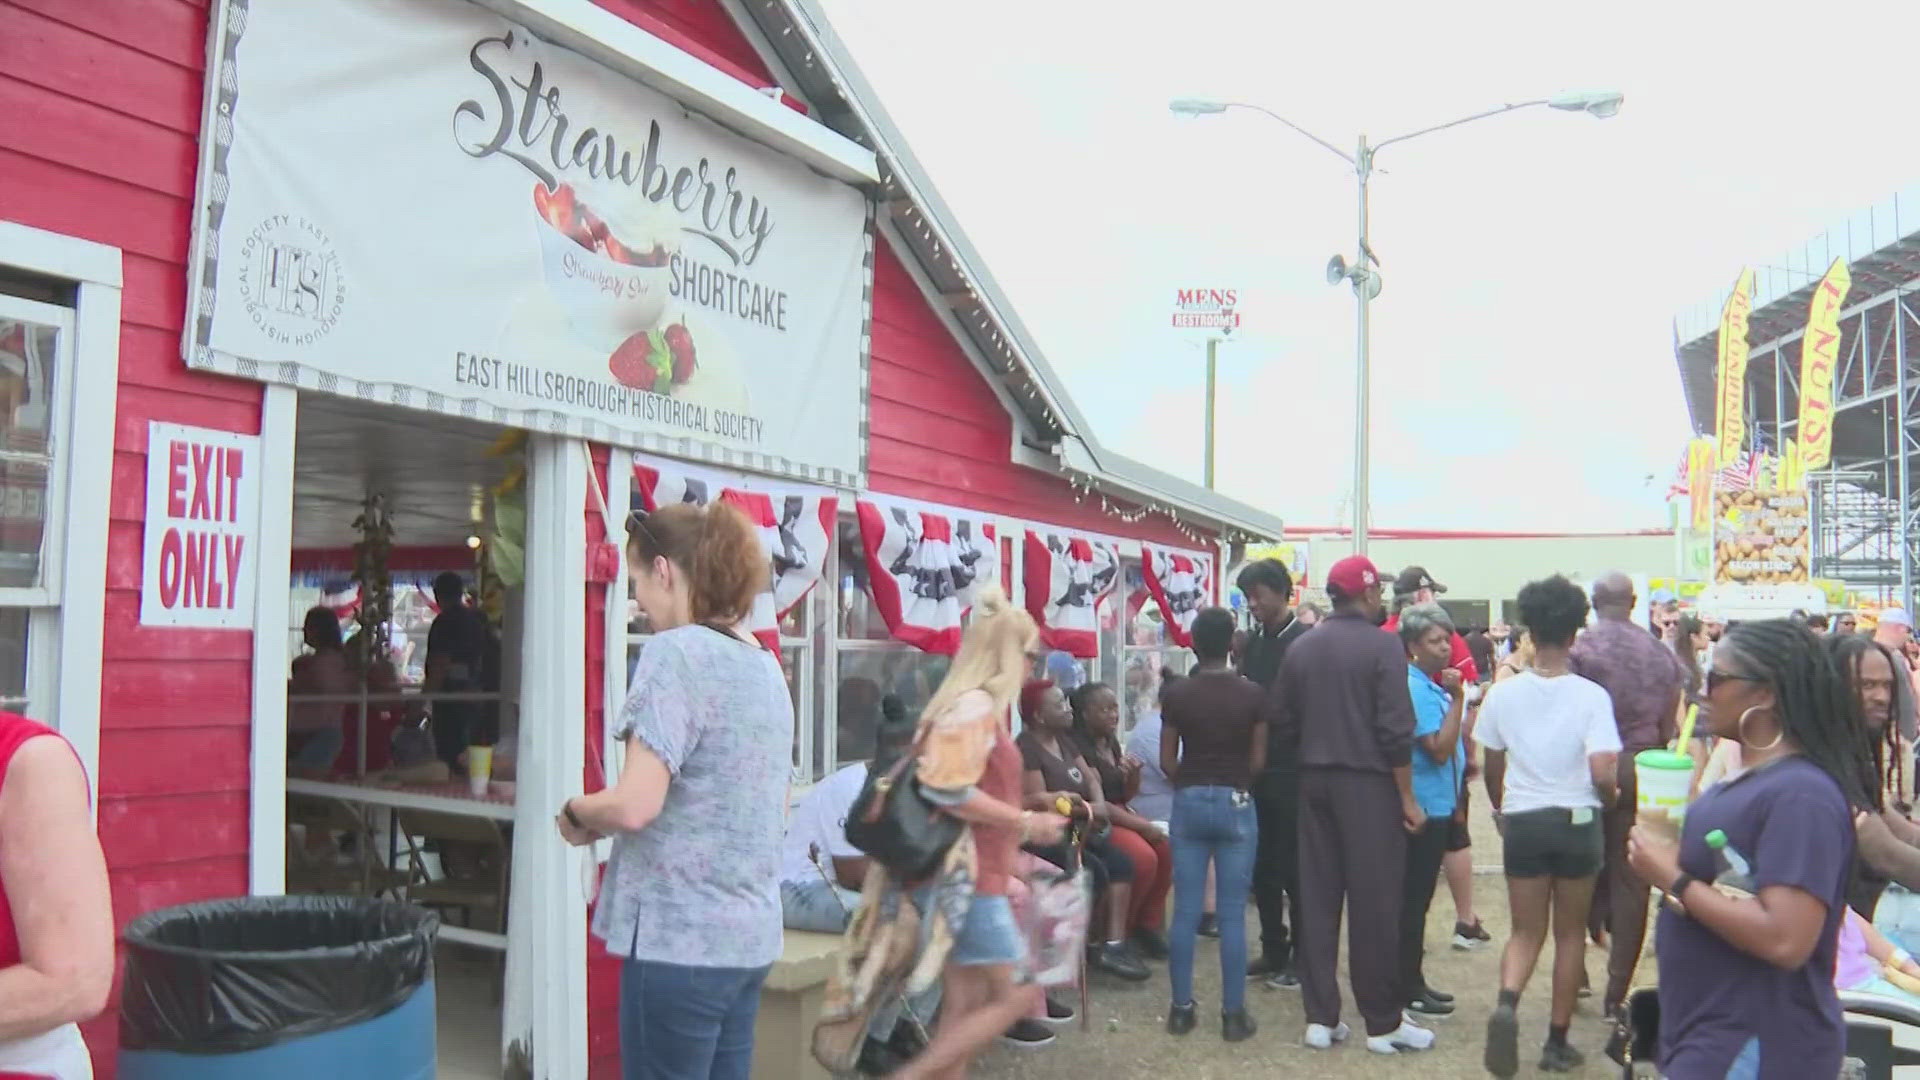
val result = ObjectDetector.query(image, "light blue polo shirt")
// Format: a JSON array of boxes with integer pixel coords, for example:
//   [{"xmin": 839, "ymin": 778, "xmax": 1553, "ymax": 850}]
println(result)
[{"xmin": 1407, "ymin": 664, "xmax": 1461, "ymax": 818}]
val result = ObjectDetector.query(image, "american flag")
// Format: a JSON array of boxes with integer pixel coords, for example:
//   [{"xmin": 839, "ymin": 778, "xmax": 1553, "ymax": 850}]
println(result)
[{"xmin": 1668, "ymin": 446, "xmax": 1758, "ymax": 495}]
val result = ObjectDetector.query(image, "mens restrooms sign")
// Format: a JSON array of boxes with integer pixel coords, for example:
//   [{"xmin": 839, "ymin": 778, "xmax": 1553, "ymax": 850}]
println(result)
[{"xmin": 188, "ymin": 0, "xmax": 869, "ymax": 485}]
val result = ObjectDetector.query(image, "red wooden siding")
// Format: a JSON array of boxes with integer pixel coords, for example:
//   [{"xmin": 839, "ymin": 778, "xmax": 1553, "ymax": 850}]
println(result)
[
  {"xmin": 1, "ymin": 1, "xmax": 262, "ymax": 1072},
  {"xmin": 866, "ymin": 241, "xmax": 1200, "ymax": 549},
  {"xmin": 591, "ymin": 0, "xmax": 774, "ymax": 89}
]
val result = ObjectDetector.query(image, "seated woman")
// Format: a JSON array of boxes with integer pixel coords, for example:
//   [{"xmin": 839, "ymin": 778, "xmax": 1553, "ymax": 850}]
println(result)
[
  {"xmin": 1017, "ymin": 679, "xmax": 1149, "ymax": 981},
  {"xmin": 288, "ymin": 607, "xmax": 352, "ymax": 777},
  {"xmin": 1838, "ymin": 903, "xmax": 1920, "ymax": 1001},
  {"xmin": 1071, "ymin": 681, "xmax": 1174, "ymax": 959}
]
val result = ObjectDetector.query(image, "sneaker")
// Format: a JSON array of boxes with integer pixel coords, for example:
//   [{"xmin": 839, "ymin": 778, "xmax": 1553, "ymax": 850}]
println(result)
[
  {"xmin": 1417, "ymin": 984, "xmax": 1455, "ymax": 1004},
  {"xmin": 1452, "ymin": 919, "xmax": 1492, "ymax": 950},
  {"xmin": 1222, "ymin": 1008, "xmax": 1258, "ymax": 1043},
  {"xmin": 1366, "ymin": 1019, "xmax": 1436, "ymax": 1054},
  {"xmin": 1245, "ymin": 954, "xmax": 1284, "ymax": 978},
  {"xmin": 1041, "ymin": 996, "xmax": 1075, "ymax": 1027},
  {"xmin": 1540, "ymin": 1040, "xmax": 1585, "ymax": 1073},
  {"xmin": 1166, "ymin": 1001, "xmax": 1196, "ymax": 1036},
  {"xmin": 1304, "ymin": 1022, "xmax": 1350, "ymax": 1050},
  {"xmin": 1407, "ymin": 989, "xmax": 1455, "ymax": 1017},
  {"xmin": 1485, "ymin": 1002, "xmax": 1520, "ymax": 1078},
  {"xmin": 998, "ymin": 1017, "xmax": 1056, "ymax": 1049},
  {"xmin": 1089, "ymin": 941, "xmax": 1151, "ymax": 982},
  {"xmin": 1131, "ymin": 927, "xmax": 1170, "ymax": 960},
  {"xmin": 1262, "ymin": 963, "xmax": 1301, "ymax": 991},
  {"xmin": 1197, "ymin": 913, "xmax": 1221, "ymax": 938}
]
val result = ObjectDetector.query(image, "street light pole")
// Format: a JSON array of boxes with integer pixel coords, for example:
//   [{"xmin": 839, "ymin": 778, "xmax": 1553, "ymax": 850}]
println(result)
[
  {"xmin": 1352, "ymin": 135, "xmax": 1373, "ymax": 553},
  {"xmin": 1169, "ymin": 91, "xmax": 1621, "ymax": 556},
  {"xmin": 1204, "ymin": 335, "xmax": 1219, "ymax": 489}
]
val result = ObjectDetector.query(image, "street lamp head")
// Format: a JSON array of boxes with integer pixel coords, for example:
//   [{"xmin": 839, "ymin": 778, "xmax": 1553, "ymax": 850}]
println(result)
[
  {"xmin": 1547, "ymin": 90, "xmax": 1625, "ymax": 119},
  {"xmin": 1169, "ymin": 98, "xmax": 1230, "ymax": 118}
]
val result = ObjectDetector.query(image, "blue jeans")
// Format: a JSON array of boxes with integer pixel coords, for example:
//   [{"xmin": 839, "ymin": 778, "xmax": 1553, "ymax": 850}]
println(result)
[
  {"xmin": 1169, "ymin": 785, "xmax": 1259, "ymax": 1013},
  {"xmin": 620, "ymin": 957, "xmax": 770, "ymax": 1080}
]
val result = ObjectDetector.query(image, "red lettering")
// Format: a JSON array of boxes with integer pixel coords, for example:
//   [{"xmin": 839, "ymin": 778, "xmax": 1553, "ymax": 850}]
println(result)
[
  {"xmin": 224, "ymin": 534, "xmax": 245, "ymax": 608},
  {"xmin": 166, "ymin": 441, "xmax": 188, "ymax": 517},
  {"xmin": 205, "ymin": 536, "xmax": 223, "ymax": 609},
  {"xmin": 158, "ymin": 528, "xmax": 183, "ymax": 609},
  {"xmin": 189, "ymin": 444, "xmax": 215, "ymax": 521},
  {"xmin": 183, "ymin": 532, "xmax": 208, "ymax": 607},
  {"xmin": 225, "ymin": 447, "xmax": 244, "ymax": 524}
]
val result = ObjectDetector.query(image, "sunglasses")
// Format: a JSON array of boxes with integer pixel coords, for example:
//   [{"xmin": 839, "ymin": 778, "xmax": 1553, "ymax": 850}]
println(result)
[{"xmin": 1705, "ymin": 669, "xmax": 1763, "ymax": 694}]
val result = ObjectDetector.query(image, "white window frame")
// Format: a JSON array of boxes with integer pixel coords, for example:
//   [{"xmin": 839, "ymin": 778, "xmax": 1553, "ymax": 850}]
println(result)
[{"xmin": 0, "ymin": 220, "xmax": 122, "ymax": 805}]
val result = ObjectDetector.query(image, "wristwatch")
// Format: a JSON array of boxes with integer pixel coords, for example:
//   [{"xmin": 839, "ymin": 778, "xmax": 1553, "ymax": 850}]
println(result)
[{"xmin": 1666, "ymin": 872, "xmax": 1696, "ymax": 910}]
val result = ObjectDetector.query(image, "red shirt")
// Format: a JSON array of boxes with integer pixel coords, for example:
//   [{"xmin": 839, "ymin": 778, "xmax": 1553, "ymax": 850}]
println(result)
[
  {"xmin": 1382, "ymin": 616, "xmax": 1480, "ymax": 685},
  {"xmin": 972, "ymin": 726, "xmax": 1023, "ymax": 896}
]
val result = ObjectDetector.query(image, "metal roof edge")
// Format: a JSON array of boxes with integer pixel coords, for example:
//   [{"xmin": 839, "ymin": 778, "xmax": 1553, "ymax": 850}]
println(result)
[{"xmin": 1055, "ymin": 438, "xmax": 1285, "ymax": 540}]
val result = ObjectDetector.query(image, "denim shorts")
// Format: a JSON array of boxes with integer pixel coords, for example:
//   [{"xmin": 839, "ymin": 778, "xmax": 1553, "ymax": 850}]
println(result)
[{"xmin": 946, "ymin": 894, "xmax": 1025, "ymax": 968}]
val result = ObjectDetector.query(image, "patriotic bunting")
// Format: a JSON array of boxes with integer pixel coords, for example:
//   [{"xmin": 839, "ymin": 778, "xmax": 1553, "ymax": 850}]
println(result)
[
  {"xmin": 854, "ymin": 498, "xmax": 999, "ymax": 655},
  {"xmin": 1023, "ymin": 529, "xmax": 1119, "ymax": 658},
  {"xmin": 633, "ymin": 461, "xmax": 837, "ymax": 652},
  {"xmin": 1142, "ymin": 544, "xmax": 1215, "ymax": 648}
]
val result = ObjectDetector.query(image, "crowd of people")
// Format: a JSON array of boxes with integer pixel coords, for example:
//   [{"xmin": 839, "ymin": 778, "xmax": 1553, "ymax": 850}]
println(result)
[{"xmin": 557, "ymin": 497, "xmax": 1920, "ymax": 1080}]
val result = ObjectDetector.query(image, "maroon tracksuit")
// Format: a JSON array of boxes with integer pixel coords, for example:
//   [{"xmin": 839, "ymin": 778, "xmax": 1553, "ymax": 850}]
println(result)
[{"xmin": 1270, "ymin": 611, "xmax": 1418, "ymax": 1037}]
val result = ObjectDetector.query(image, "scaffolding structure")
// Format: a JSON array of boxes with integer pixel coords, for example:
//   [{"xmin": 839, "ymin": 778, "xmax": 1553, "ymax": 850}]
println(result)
[{"xmin": 1674, "ymin": 186, "xmax": 1920, "ymax": 610}]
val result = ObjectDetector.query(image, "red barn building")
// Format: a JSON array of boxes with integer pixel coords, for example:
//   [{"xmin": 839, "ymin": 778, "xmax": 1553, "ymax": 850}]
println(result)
[{"xmin": 0, "ymin": 0, "xmax": 1279, "ymax": 1075}]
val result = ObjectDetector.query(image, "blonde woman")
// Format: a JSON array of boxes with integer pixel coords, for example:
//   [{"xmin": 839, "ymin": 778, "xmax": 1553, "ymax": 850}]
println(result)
[{"xmin": 855, "ymin": 587, "xmax": 1069, "ymax": 1079}]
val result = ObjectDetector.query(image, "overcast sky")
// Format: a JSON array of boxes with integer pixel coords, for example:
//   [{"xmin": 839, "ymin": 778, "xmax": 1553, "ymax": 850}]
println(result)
[{"xmin": 813, "ymin": 0, "xmax": 1920, "ymax": 531}]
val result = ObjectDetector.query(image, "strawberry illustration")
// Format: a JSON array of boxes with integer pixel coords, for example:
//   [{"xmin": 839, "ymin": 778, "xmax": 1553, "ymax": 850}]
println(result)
[
  {"xmin": 603, "ymin": 237, "xmax": 634, "ymax": 265},
  {"xmin": 609, "ymin": 332, "xmax": 658, "ymax": 391},
  {"xmin": 665, "ymin": 323, "xmax": 696, "ymax": 383}
]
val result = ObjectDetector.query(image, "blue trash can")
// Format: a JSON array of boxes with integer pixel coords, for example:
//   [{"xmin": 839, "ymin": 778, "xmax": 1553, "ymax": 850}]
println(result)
[{"xmin": 118, "ymin": 896, "xmax": 438, "ymax": 1080}]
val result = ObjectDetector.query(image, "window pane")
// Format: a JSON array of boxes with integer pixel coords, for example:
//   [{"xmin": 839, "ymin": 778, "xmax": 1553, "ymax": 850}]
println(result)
[
  {"xmin": 1123, "ymin": 647, "xmax": 1192, "ymax": 728},
  {"xmin": 836, "ymin": 517, "xmax": 891, "ymax": 640},
  {"xmin": 780, "ymin": 646, "xmax": 806, "ymax": 770},
  {"xmin": 0, "ymin": 321, "xmax": 55, "ymax": 589},
  {"xmin": 834, "ymin": 648, "xmax": 951, "ymax": 767},
  {"xmin": 0, "ymin": 608, "xmax": 26, "ymax": 709}
]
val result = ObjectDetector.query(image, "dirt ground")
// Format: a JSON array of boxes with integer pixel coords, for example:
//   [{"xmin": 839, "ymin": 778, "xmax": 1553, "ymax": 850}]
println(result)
[{"xmin": 976, "ymin": 799, "xmax": 1648, "ymax": 1080}]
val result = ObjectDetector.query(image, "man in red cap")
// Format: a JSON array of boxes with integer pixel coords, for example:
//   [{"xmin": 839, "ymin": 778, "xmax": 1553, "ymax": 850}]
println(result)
[{"xmin": 1270, "ymin": 555, "xmax": 1435, "ymax": 1054}]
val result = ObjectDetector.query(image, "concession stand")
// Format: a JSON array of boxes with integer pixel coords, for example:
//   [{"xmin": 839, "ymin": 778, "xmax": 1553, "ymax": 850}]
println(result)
[{"xmin": 0, "ymin": 0, "xmax": 1280, "ymax": 1075}]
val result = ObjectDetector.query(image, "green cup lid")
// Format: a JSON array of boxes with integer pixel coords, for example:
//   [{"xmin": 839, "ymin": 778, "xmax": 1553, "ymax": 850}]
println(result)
[
  {"xmin": 1704, "ymin": 829, "xmax": 1728, "ymax": 849},
  {"xmin": 1635, "ymin": 749, "xmax": 1695, "ymax": 770}
]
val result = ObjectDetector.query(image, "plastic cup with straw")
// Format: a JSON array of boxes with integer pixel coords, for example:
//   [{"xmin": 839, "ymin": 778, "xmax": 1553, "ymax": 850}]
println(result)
[{"xmin": 1636, "ymin": 704, "xmax": 1698, "ymax": 829}]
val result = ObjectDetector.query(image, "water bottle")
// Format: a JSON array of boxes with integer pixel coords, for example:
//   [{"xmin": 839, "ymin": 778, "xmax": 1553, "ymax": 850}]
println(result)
[{"xmin": 1704, "ymin": 829, "xmax": 1756, "ymax": 894}]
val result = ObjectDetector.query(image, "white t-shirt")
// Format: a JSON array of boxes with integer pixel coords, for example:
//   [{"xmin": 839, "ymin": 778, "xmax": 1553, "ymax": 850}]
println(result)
[
  {"xmin": 777, "ymin": 762, "xmax": 868, "ymax": 886},
  {"xmin": 1475, "ymin": 670, "xmax": 1622, "ymax": 815}
]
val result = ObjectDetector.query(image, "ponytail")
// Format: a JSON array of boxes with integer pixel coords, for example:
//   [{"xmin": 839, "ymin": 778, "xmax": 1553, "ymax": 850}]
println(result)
[{"xmin": 628, "ymin": 501, "xmax": 768, "ymax": 626}]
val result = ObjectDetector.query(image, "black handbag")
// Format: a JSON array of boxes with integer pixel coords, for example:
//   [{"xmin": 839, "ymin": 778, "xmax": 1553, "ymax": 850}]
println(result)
[{"xmin": 845, "ymin": 724, "xmax": 964, "ymax": 883}]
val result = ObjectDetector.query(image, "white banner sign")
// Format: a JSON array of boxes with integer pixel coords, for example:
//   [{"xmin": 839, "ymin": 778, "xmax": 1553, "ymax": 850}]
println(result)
[
  {"xmin": 191, "ymin": 0, "xmax": 869, "ymax": 485},
  {"xmin": 1171, "ymin": 286, "xmax": 1241, "ymax": 333},
  {"xmin": 141, "ymin": 424, "xmax": 262, "ymax": 628}
]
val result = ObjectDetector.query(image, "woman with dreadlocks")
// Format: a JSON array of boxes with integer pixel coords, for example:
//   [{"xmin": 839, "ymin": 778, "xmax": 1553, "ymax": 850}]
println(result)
[{"xmin": 1628, "ymin": 620, "xmax": 1876, "ymax": 1080}]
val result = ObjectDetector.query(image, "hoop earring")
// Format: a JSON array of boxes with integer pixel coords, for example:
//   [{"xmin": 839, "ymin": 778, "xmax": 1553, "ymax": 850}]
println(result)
[{"xmin": 1737, "ymin": 705, "xmax": 1784, "ymax": 751}]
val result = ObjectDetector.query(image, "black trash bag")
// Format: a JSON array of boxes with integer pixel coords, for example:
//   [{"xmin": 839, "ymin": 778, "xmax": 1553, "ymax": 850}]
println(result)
[{"xmin": 119, "ymin": 895, "xmax": 438, "ymax": 1053}]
